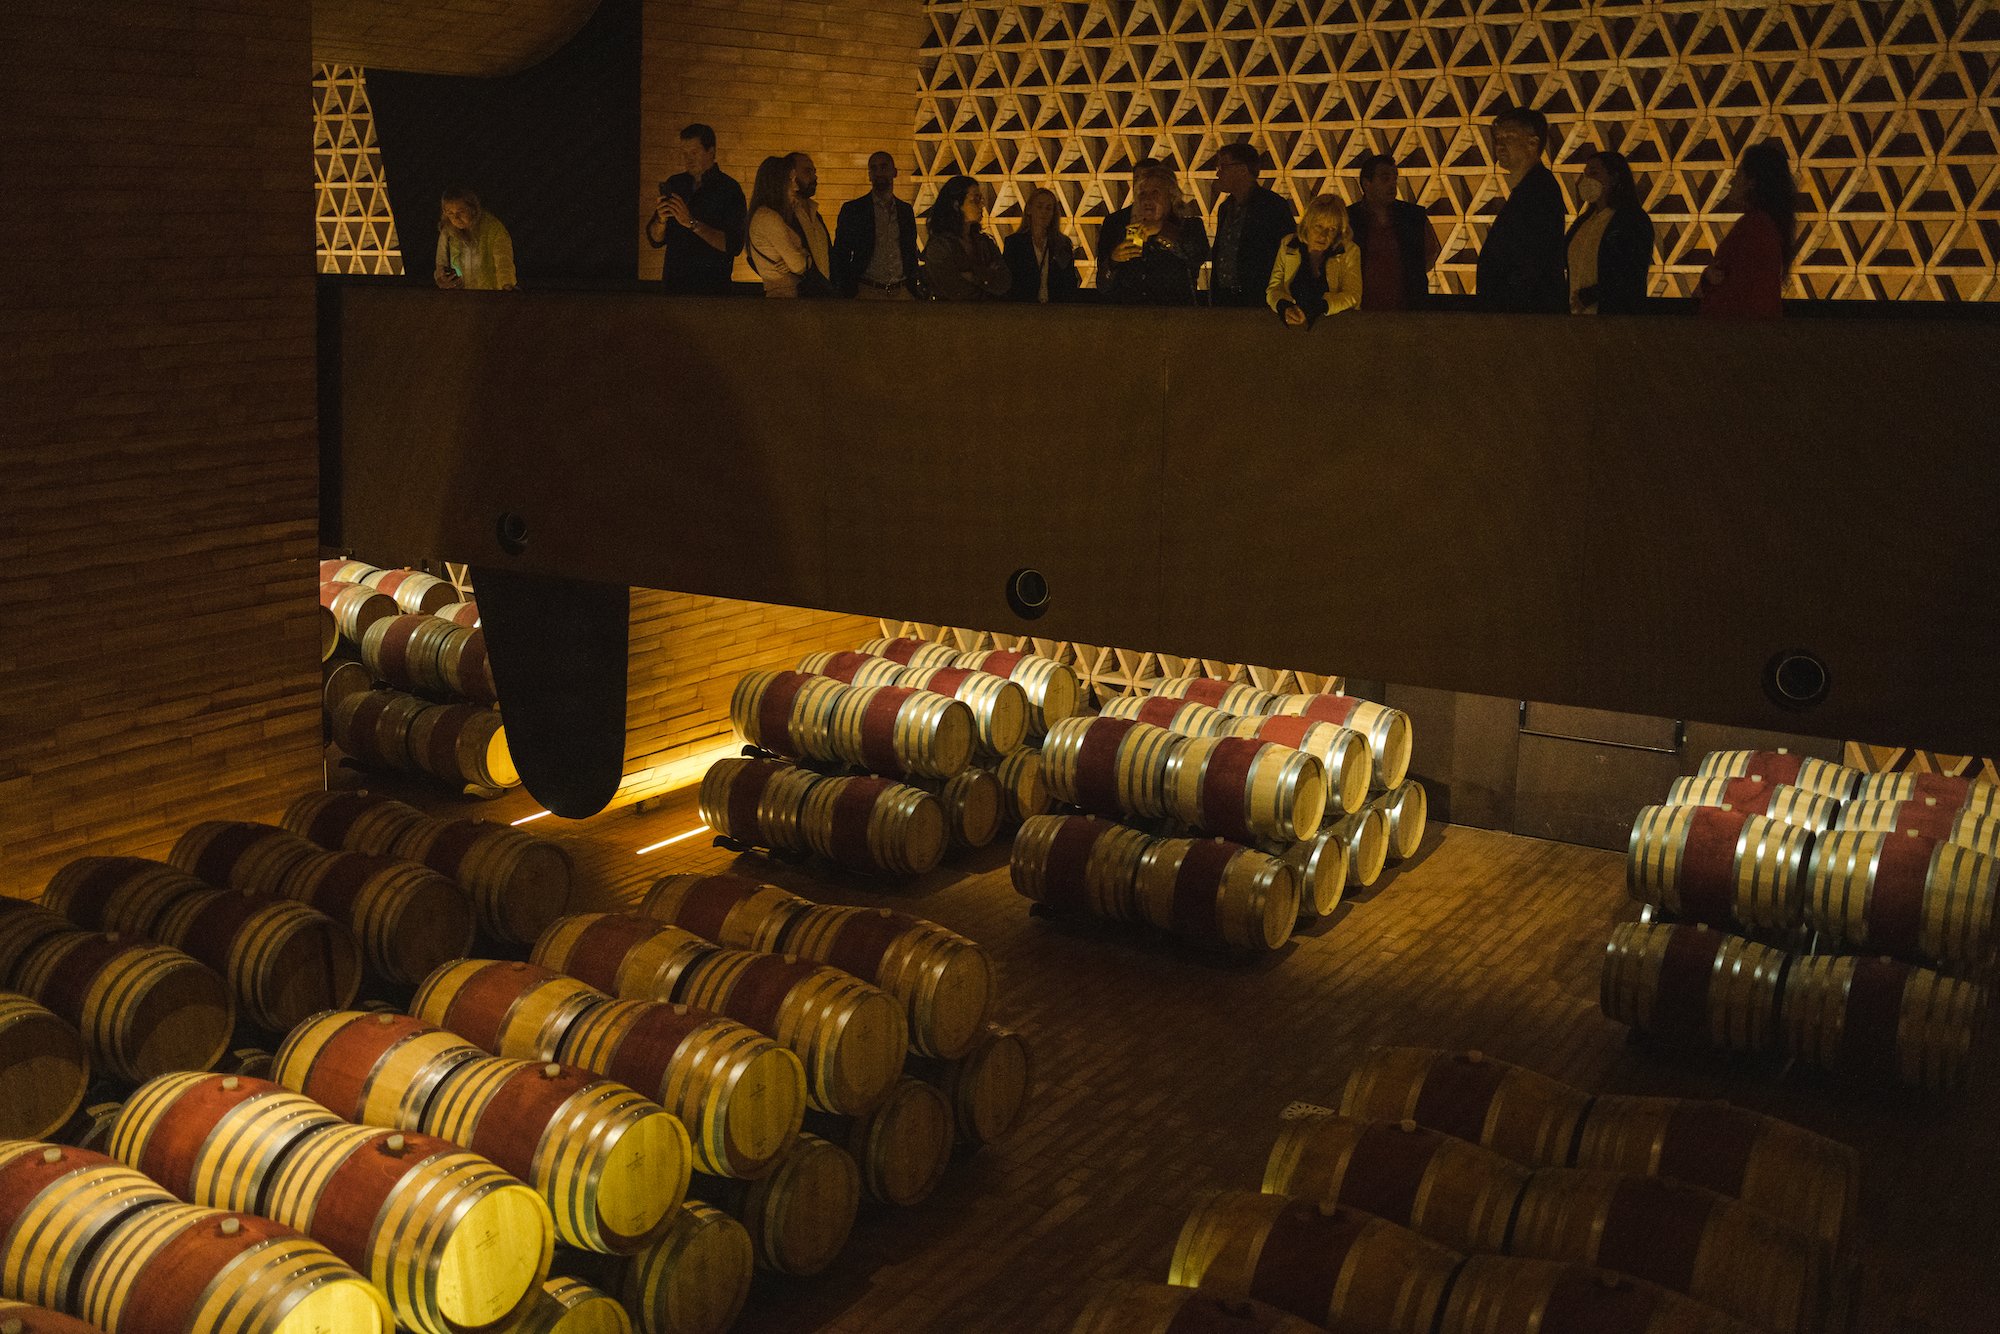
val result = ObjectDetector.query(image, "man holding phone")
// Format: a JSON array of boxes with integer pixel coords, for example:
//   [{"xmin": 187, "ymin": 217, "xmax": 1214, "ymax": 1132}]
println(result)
[{"xmin": 647, "ymin": 123, "xmax": 746, "ymax": 295}]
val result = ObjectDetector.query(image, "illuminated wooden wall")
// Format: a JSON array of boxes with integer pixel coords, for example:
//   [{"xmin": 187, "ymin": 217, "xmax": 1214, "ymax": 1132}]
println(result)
[{"xmin": 316, "ymin": 65, "xmax": 404, "ymax": 275}]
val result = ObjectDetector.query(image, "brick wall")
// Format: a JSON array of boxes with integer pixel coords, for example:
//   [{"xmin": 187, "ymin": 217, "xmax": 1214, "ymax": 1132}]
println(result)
[{"xmin": 0, "ymin": 0, "xmax": 320, "ymax": 896}]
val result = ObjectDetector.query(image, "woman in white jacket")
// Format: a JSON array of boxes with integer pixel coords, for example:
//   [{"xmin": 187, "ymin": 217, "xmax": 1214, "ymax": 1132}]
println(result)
[{"xmin": 1267, "ymin": 195, "xmax": 1361, "ymax": 326}]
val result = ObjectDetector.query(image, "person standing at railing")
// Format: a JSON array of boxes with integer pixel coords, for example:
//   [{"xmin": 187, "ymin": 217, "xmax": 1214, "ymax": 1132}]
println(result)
[
  {"xmin": 433, "ymin": 187, "xmax": 516, "ymax": 291},
  {"xmin": 747, "ymin": 155, "xmax": 826, "ymax": 298},
  {"xmin": 922, "ymin": 175, "xmax": 1012, "ymax": 301},
  {"xmin": 1348, "ymin": 154, "xmax": 1440, "ymax": 312},
  {"xmin": 1267, "ymin": 196, "xmax": 1362, "ymax": 327},
  {"xmin": 1697, "ymin": 142, "xmax": 1797, "ymax": 319},
  {"xmin": 1004, "ymin": 187, "xmax": 1080, "ymax": 303},
  {"xmin": 1475, "ymin": 105, "xmax": 1567, "ymax": 313},
  {"xmin": 1565, "ymin": 149, "xmax": 1655, "ymax": 315},
  {"xmin": 1208, "ymin": 143, "xmax": 1295, "ymax": 309},
  {"xmin": 646, "ymin": 123, "xmax": 745, "ymax": 297},
  {"xmin": 1099, "ymin": 164, "xmax": 1209, "ymax": 306},
  {"xmin": 833, "ymin": 151, "xmax": 924, "ymax": 300}
]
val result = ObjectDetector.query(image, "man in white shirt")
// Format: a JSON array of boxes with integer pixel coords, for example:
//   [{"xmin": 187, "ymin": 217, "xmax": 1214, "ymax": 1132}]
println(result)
[
  {"xmin": 832, "ymin": 151, "xmax": 923, "ymax": 300},
  {"xmin": 788, "ymin": 152, "xmax": 835, "ymax": 296}
]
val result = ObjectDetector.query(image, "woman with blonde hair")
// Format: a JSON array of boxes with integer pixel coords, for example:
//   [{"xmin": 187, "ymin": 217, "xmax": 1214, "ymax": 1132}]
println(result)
[
  {"xmin": 1100, "ymin": 164, "xmax": 1209, "ymax": 305},
  {"xmin": 1268, "ymin": 195, "xmax": 1360, "ymax": 325},
  {"xmin": 1004, "ymin": 187, "xmax": 1080, "ymax": 303},
  {"xmin": 433, "ymin": 186, "xmax": 517, "ymax": 291}
]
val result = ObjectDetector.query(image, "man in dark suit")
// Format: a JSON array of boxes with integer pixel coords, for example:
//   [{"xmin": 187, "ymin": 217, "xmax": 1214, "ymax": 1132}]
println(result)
[
  {"xmin": 1208, "ymin": 142, "xmax": 1296, "ymax": 308},
  {"xmin": 832, "ymin": 152, "xmax": 924, "ymax": 299},
  {"xmin": 1475, "ymin": 105, "xmax": 1568, "ymax": 313}
]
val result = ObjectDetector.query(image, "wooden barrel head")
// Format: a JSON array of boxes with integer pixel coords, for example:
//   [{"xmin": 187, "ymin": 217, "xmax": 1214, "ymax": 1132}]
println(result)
[
  {"xmin": 0, "ymin": 997, "xmax": 88, "ymax": 1141},
  {"xmin": 620, "ymin": 1203, "xmax": 752, "ymax": 1334}
]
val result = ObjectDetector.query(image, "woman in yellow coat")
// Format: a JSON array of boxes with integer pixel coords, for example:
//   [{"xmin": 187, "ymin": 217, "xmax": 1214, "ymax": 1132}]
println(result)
[{"xmin": 1266, "ymin": 195, "xmax": 1361, "ymax": 326}]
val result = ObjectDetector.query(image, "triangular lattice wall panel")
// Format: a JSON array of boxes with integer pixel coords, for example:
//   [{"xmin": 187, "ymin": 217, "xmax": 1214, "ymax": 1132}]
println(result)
[
  {"xmin": 315, "ymin": 65, "xmax": 404, "ymax": 277},
  {"xmin": 918, "ymin": 0, "xmax": 2000, "ymax": 299}
]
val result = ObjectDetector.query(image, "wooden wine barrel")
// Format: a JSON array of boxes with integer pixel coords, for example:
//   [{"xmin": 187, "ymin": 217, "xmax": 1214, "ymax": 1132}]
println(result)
[
  {"xmin": 79, "ymin": 1202, "xmax": 393, "ymax": 1334},
  {"xmin": 1149, "ymin": 675, "xmax": 1279, "ymax": 717},
  {"xmin": 329, "ymin": 687, "xmax": 431, "ymax": 769},
  {"xmin": 147, "ymin": 889, "xmax": 362, "ymax": 1032},
  {"xmin": 1040, "ymin": 716, "xmax": 1183, "ymax": 819},
  {"xmin": 1132, "ymin": 837, "xmax": 1298, "ymax": 952},
  {"xmin": 617, "ymin": 1202, "xmax": 754, "ymax": 1334},
  {"xmin": 795, "ymin": 649, "xmax": 905, "ymax": 688},
  {"xmin": 1263, "ymin": 1112, "xmax": 1530, "ymax": 1254},
  {"xmin": 1837, "ymin": 798, "xmax": 2000, "ymax": 856},
  {"xmin": 433, "ymin": 626, "xmax": 496, "ymax": 705},
  {"xmin": 406, "ymin": 702, "xmax": 518, "ymax": 789},
  {"xmin": 911, "ymin": 766, "xmax": 1005, "ymax": 848},
  {"xmin": 1663, "ymin": 776, "xmax": 1842, "ymax": 833},
  {"xmin": 277, "ymin": 851, "xmax": 474, "ymax": 984},
  {"xmin": 168, "ymin": 821, "xmax": 322, "ymax": 896},
  {"xmin": 727, "ymin": 670, "xmax": 844, "ymax": 761},
  {"xmin": 321, "ymin": 558, "xmax": 373, "ymax": 583},
  {"xmin": 857, "ymin": 636, "xmax": 959, "ymax": 670},
  {"xmin": 904, "ymin": 1022, "xmax": 1033, "ymax": 1149},
  {"xmin": 1216, "ymin": 715, "xmax": 1371, "ymax": 819},
  {"xmin": 1853, "ymin": 770, "xmax": 2000, "ymax": 816},
  {"xmin": 1600, "ymin": 923, "xmax": 1787, "ymax": 1053},
  {"xmin": 436, "ymin": 599, "xmax": 482, "ymax": 628},
  {"xmin": 1573, "ymin": 1095, "xmax": 1859, "ymax": 1260},
  {"xmin": 320, "ymin": 579, "xmax": 398, "ymax": 644},
  {"xmin": 1436, "ymin": 1256, "xmax": 1764, "ymax": 1334},
  {"xmin": 896, "ymin": 665, "xmax": 1030, "ymax": 758},
  {"xmin": 1625, "ymin": 805, "xmax": 1814, "ymax": 933},
  {"xmin": 1509, "ymin": 1168, "xmax": 1824, "ymax": 1334},
  {"xmin": 695, "ymin": 757, "xmax": 821, "ymax": 854},
  {"xmin": 0, "ymin": 1141, "xmax": 178, "ymax": 1312},
  {"xmin": 0, "ymin": 1298, "xmax": 108, "ymax": 1334},
  {"xmin": 532, "ymin": 913, "xmax": 717, "ymax": 1001},
  {"xmin": 1164, "ymin": 736, "xmax": 1326, "ymax": 845},
  {"xmin": 425, "ymin": 1055, "xmax": 693, "ymax": 1254},
  {"xmin": 411, "ymin": 958, "xmax": 609, "ymax": 1061},
  {"xmin": 318, "ymin": 603, "xmax": 339, "ymax": 661},
  {"xmin": 780, "ymin": 905, "xmax": 993, "ymax": 1059},
  {"xmin": 1367, "ymin": 781, "xmax": 1428, "ymax": 862},
  {"xmin": 1069, "ymin": 1282, "xmax": 1331, "ymax": 1334},
  {"xmin": 1169, "ymin": 1190, "xmax": 1462, "ymax": 1334},
  {"xmin": 803, "ymin": 1075, "xmax": 953, "ymax": 1207},
  {"xmin": 1011, "ymin": 814, "xmax": 1148, "ymax": 921},
  {"xmin": 1697, "ymin": 750, "xmax": 1862, "ymax": 801},
  {"xmin": 507, "ymin": 1279, "xmax": 632, "ymax": 1334},
  {"xmin": 994, "ymin": 746, "xmax": 1051, "ymax": 824},
  {"xmin": 362, "ymin": 566, "xmax": 459, "ymax": 616},
  {"xmin": 1263, "ymin": 694, "xmax": 1412, "ymax": 790},
  {"xmin": 0, "ymin": 995, "xmax": 88, "ymax": 1141},
  {"xmin": 14, "ymin": 933, "xmax": 233, "ymax": 1083},
  {"xmin": 690, "ymin": 1132, "xmax": 859, "ymax": 1276},
  {"xmin": 1805, "ymin": 829, "xmax": 1998, "ymax": 965},
  {"xmin": 797, "ymin": 776, "xmax": 948, "ymax": 876},
  {"xmin": 1099, "ymin": 693, "xmax": 1228, "ymax": 739},
  {"xmin": 638, "ymin": 874, "xmax": 810, "ymax": 952},
  {"xmin": 675, "ymin": 950, "xmax": 908, "ymax": 1115},
  {"xmin": 394, "ymin": 819, "xmax": 571, "ymax": 945},
  {"xmin": 1338, "ymin": 1047, "xmax": 1592, "ymax": 1170},
  {"xmin": 1277, "ymin": 828, "xmax": 1348, "ymax": 918},
  {"xmin": 823, "ymin": 685, "xmax": 975, "ymax": 781},
  {"xmin": 272, "ymin": 1009, "xmax": 483, "ymax": 1128},
  {"xmin": 40, "ymin": 857, "xmax": 208, "ymax": 935},
  {"xmin": 265, "ymin": 1124, "xmax": 553, "ymax": 1334},
  {"xmin": 0, "ymin": 900, "xmax": 73, "ymax": 987},
  {"xmin": 361, "ymin": 613, "xmax": 460, "ymax": 693},
  {"xmin": 283, "ymin": 789, "xmax": 432, "ymax": 856},
  {"xmin": 1326, "ymin": 809, "xmax": 1389, "ymax": 888},
  {"xmin": 557, "ymin": 999, "xmax": 805, "ymax": 1180},
  {"xmin": 952, "ymin": 649, "xmax": 1080, "ymax": 739},
  {"xmin": 322, "ymin": 659, "xmax": 373, "ymax": 715},
  {"xmin": 1782, "ymin": 953, "xmax": 1984, "ymax": 1091},
  {"xmin": 106, "ymin": 1070, "xmax": 343, "ymax": 1212}
]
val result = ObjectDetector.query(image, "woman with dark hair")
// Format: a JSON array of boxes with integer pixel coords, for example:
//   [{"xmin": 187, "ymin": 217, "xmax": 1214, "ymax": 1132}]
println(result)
[
  {"xmin": 1697, "ymin": 142, "xmax": 1797, "ymax": 319},
  {"xmin": 1565, "ymin": 149, "xmax": 1654, "ymax": 314},
  {"xmin": 1099, "ymin": 164, "xmax": 1209, "ymax": 305},
  {"xmin": 433, "ymin": 187, "xmax": 516, "ymax": 291},
  {"xmin": 746, "ymin": 154, "xmax": 825, "ymax": 297},
  {"xmin": 1004, "ymin": 187, "xmax": 1080, "ymax": 303},
  {"xmin": 923, "ymin": 176, "xmax": 1011, "ymax": 301}
]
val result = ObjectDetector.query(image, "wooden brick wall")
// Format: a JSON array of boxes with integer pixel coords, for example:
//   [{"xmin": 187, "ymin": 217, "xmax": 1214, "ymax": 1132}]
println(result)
[
  {"xmin": 0, "ymin": 0, "xmax": 321, "ymax": 897},
  {"xmin": 639, "ymin": 0, "xmax": 927, "ymax": 280}
]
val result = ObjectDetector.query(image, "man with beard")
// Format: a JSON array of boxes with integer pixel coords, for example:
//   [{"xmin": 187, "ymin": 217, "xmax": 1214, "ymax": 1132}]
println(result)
[{"xmin": 787, "ymin": 151, "xmax": 835, "ymax": 297}]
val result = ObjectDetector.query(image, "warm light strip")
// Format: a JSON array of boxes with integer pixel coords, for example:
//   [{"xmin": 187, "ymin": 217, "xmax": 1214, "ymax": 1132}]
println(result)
[
  {"xmin": 637, "ymin": 825, "xmax": 710, "ymax": 855},
  {"xmin": 511, "ymin": 810, "xmax": 552, "ymax": 825}
]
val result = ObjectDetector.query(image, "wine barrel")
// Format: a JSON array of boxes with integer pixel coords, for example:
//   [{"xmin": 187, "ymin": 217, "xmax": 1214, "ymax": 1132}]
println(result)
[
  {"xmin": 1509, "ymin": 1168, "xmax": 1824, "ymax": 1334},
  {"xmin": 329, "ymin": 688, "xmax": 431, "ymax": 769},
  {"xmin": 1326, "ymin": 809, "xmax": 1389, "ymax": 888},
  {"xmin": 910, "ymin": 766, "xmax": 1005, "ymax": 848},
  {"xmin": 795, "ymin": 650, "xmax": 905, "ymax": 688},
  {"xmin": 1782, "ymin": 953, "xmax": 1984, "ymax": 1091},
  {"xmin": 638, "ymin": 874, "xmax": 810, "ymax": 953},
  {"xmin": 278, "ymin": 851, "xmax": 474, "ymax": 985},
  {"xmin": 1626, "ymin": 805, "xmax": 1814, "ymax": 932},
  {"xmin": 361, "ymin": 613, "xmax": 460, "ymax": 693},
  {"xmin": 362, "ymin": 567, "xmax": 459, "ymax": 616},
  {"xmin": 1573, "ymin": 1095, "xmax": 1859, "ymax": 1259},
  {"xmin": 0, "ymin": 900, "xmax": 73, "ymax": 986},
  {"xmin": 803, "ymin": 1075, "xmax": 953, "ymax": 1207},
  {"xmin": 557, "ymin": 999, "xmax": 805, "ymax": 1180},
  {"xmin": 617, "ymin": 1202, "xmax": 754, "ymax": 1334},
  {"xmin": 283, "ymin": 789, "xmax": 432, "ymax": 855},
  {"xmin": 437, "ymin": 599, "xmax": 482, "ymax": 628},
  {"xmin": 322, "ymin": 558, "xmax": 376, "ymax": 584},
  {"xmin": 532, "ymin": 914, "xmax": 717, "ymax": 1001},
  {"xmin": 1040, "ymin": 716, "xmax": 1183, "ymax": 819},
  {"xmin": 897, "ymin": 665, "xmax": 1031, "ymax": 758},
  {"xmin": 434, "ymin": 626, "xmax": 496, "ymax": 705},
  {"xmin": 1805, "ymin": 829, "xmax": 1998, "ymax": 965},
  {"xmin": 1216, "ymin": 715, "xmax": 1372, "ymax": 819},
  {"xmin": 0, "ymin": 995, "xmax": 88, "ymax": 1141},
  {"xmin": 1837, "ymin": 798, "xmax": 2000, "ymax": 856},
  {"xmin": 14, "ymin": 933, "xmax": 232, "ymax": 1083},
  {"xmin": 904, "ymin": 1022, "xmax": 1033, "ymax": 1149},
  {"xmin": 0, "ymin": 1299, "xmax": 107, "ymax": 1334},
  {"xmin": 780, "ymin": 905, "xmax": 993, "ymax": 1059},
  {"xmin": 395, "ymin": 819, "xmax": 571, "ymax": 945},
  {"xmin": 1170, "ymin": 1190, "xmax": 1461, "ymax": 1334},
  {"xmin": 727, "ymin": 670, "xmax": 844, "ymax": 760},
  {"xmin": 78, "ymin": 1202, "xmax": 393, "ymax": 1334},
  {"xmin": 1338, "ymin": 1047, "xmax": 1592, "ymax": 1170},
  {"xmin": 1263, "ymin": 694, "xmax": 1412, "ymax": 790},
  {"xmin": 1697, "ymin": 750, "xmax": 1862, "ymax": 801},
  {"xmin": 1853, "ymin": 770, "xmax": 2000, "ymax": 815},
  {"xmin": 857, "ymin": 636, "xmax": 959, "ymax": 671},
  {"xmin": 952, "ymin": 649, "xmax": 1080, "ymax": 740},
  {"xmin": 507, "ymin": 1279, "xmax": 632, "ymax": 1334},
  {"xmin": 318, "ymin": 603, "xmax": 339, "ymax": 661},
  {"xmin": 1277, "ymin": 828, "xmax": 1348, "ymax": 918},
  {"xmin": 797, "ymin": 776, "xmax": 948, "ymax": 875},
  {"xmin": 147, "ymin": 889, "xmax": 362, "ymax": 1032},
  {"xmin": 264, "ymin": 1124, "xmax": 553, "ymax": 1334},
  {"xmin": 106, "ymin": 1070, "xmax": 342, "ymax": 1212},
  {"xmin": 425, "ymin": 1055, "xmax": 693, "ymax": 1254},
  {"xmin": 690, "ymin": 1132, "xmax": 859, "ymax": 1276},
  {"xmin": 1367, "ymin": 780, "xmax": 1428, "ymax": 862},
  {"xmin": 1149, "ymin": 675, "xmax": 1279, "ymax": 717},
  {"xmin": 1600, "ymin": 923, "xmax": 1787, "ymax": 1053},
  {"xmin": 695, "ymin": 757, "xmax": 821, "ymax": 855},
  {"xmin": 272, "ymin": 1009, "xmax": 482, "ymax": 1128},
  {"xmin": 0, "ymin": 1142, "xmax": 178, "ymax": 1311},
  {"xmin": 1132, "ymin": 837, "xmax": 1298, "ymax": 952},
  {"xmin": 1436, "ymin": 1256, "xmax": 1764, "ymax": 1334},
  {"xmin": 1262, "ymin": 1112, "xmax": 1529, "ymax": 1254},
  {"xmin": 1100, "ymin": 693, "xmax": 1228, "ymax": 739},
  {"xmin": 40, "ymin": 857, "xmax": 208, "ymax": 935},
  {"xmin": 322, "ymin": 659, "xmax": 373, "ymax": 715},
  {"xmin": 1663, "ymin": 776, "xmax": 1842, "ymax": 833},
  {"xmin": 674, "ymin": 951, "xmax": 908, "ymax": 1115},
  {"xmin": 320, "ymin": 579, "xmax": 398, "ymax": 644},
  {"xmin": 823, "ymin": 685, "xmax": 974, "ymax": 780},
  {"xmin": 405, "ymin": 702, "xmax": 518, "ymax": 789},
  {"xmin": 1011, "ymin": 814, "xmax": 1148, "ymax": 921},
  {"xmin": 994, "ymin": 746, "xmax": 1051, "ymax": 824},
  {"xmin": 168, "ymin": 821, "xmax": 321, "ymax": 896},
  {"xmin": 1070, "ymin": 1282, "xmax": 1331, "ymax": 1334},
  {"xmin": 411, "ymin": 959, "xmax": 608, "ymax": 1061}
]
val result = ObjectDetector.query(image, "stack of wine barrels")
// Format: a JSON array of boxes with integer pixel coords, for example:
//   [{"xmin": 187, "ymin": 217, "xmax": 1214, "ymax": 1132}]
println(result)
[{"xmin": 329, "ymin": 683, "xmax": 517, "ymax": 790}]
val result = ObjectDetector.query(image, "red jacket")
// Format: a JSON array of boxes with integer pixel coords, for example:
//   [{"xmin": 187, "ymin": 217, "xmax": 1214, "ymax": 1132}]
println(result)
[{"xmin": 1698, "ymin": 209, "xmax": 1786, "ymax": 319}]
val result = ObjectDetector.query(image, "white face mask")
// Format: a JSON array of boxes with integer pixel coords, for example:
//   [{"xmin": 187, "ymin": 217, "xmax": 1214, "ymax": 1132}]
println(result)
[{"xmin": 1578, "ymin": 177, "xmax": 1604, "ymax": 204}]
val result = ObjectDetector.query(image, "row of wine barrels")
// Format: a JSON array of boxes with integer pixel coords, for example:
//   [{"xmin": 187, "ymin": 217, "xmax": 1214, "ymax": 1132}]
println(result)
[
  {"xmin": 1855, "ymin": 769, "xmax": 2000, "ymax": 812},
  {"xmin": 802, "ymin": 1076, "xmax": 954, "ymax": 1207},
  {"xmin": 1261, "ymin": 692, "xmax": 1413, "ymax": 791},
  {"xmin": 1148, "ymin": 674, "xmax": 1281, "ymax": 718},
  {"xmin": 437, "ymin": 599, "xmax": 481, "ymax": 627},
  {"xmin": 994, "ymin": 746, "xmax": 1052, "ymax": 824},
  {"xmin": 641, "ymin": 873, "xmax": 807, "ymax": 951},
  {"xmin": 1100, "ymin": 693, "xmax": 1228, "ymax": 739},
  {"xmin": 330, "ymin": 688, "xmax": 519, "ymax": 789},
  {"xmin": 42, "ymin": 858, "xmax": 208, "ymax": 934},
  {"xmin": 1041, "ymin": 716, "xmax": 1183, "ymax": 821},
  {"xmin": 1696, "ymin": 749, "xmax": 1863, "ymax": 800},
  {"xmin": 361, "ymin": 566, "xmax": 460, "ymax": 616},
  {"xmin": 907, "ymin": 766, "xmax": 1004, "ymax": 849},
  {"xmin": 1265, "ymin": 1114, "xmax": 1526, "ymax": 1254},
  {"xmin": 320, "ymin": 578, "xmax": 397, "ymax": 644},
  {"xmin": 801, "ymin": 652, "xmax": 1031, "ymax": 759},
  {"xmin": 1663, "ymin": 775, "xmax": 1842, "ymax": 832},
  {"xmin": 1103, "ymin": 695, "xmax": 1373, "ymax": 821},
  {"xmin": 1166, "ymin": 736, "xmax": 1327, "ymax": 845},
  {"xmin": 857, "ymin": 636, "xmax": 960, "ymax": 672},
  {"xmin": 731, "ymin": 671, "xmax": 976, "ymax": 781},
  {"xmin": 8, "ymin": 931, "xmax": 233, "ymax": 1083},
  {"xmin": 1626, "ymin": 805, "xmax": 1816, "ymax": 933},
  {"xmin": 1806, "ymin": 828, "xmax": 1997, "ymax": 965},
  {"xmin": 108, "ymin": 1071, "xmax": 338, "ymax": 1212},
  {"xmin": 689, "ymin": 1132, "xmax": 860, "ymax": 1276},
  {"xmin": 535, "ymin": 914, "xmax": 714, "ymax": 1001},
  {"xmin": 1010, "ymin": 815, "xmax": 1149, "ymax": 921},
  {"xmin": 283, "ymin": 789, "xmax": 432, "ymax": 855},
  {"xmin": 950, "ymin": 648, "xmax": 1081, "ymax": 739},
  {"xmin": 0, "ymin": 994, "xmax": 89, "ymax": 1141},
  {"xmin": 361, "ymin": 613, "xmax": 497, "ymax": 705},
  {"xmin": 0, "ymin": 1141, "xmax": 177, "ymax": 1311},
  {"xmin": 1339, "ymin": 1047, "xmax": 1592, "ymax": 1171},
  {"xmin": 1836, "ymin": 797, "xmax": 2000, "ymax": 855},
  {"xmin": 1366, "ymin": 781, "xmax": 1428, "ymax": 862},
  {"xmin": 904, "ymin": 1022, "xmax": 1034, "ymax": 1149},
  {"xmin": 698, "ymin": 757, "xmax": 949, "ymax": 876}
]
